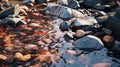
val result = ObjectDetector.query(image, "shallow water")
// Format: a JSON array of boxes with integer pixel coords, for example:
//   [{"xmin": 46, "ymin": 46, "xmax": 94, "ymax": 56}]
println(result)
[{"xmin": 50, "ymin": 20, "xmax": 120, "ymax": 67}]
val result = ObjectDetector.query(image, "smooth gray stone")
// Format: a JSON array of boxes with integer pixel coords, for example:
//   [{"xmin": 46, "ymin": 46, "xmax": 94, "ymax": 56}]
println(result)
[
  {"xmin": 0, "ymin": 4, "xmax": 20, "ymax": 19},
  {"xmin": 73, "ymin": 35, "xmax": 104, "ymax": 51}
]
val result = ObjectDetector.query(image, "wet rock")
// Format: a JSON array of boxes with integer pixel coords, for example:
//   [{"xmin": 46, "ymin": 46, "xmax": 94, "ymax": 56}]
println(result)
[
  {"xmin": 96, "ymin": 16, "xmax": 108, "ymax": 24},
  {"xmin": 1, "ymin": 15, "xmax": 27, "ymax": 27},
  {"xmin": 59, "ymin": 21, "xmax": 69, "ymax": 31},
  {"xmin": 106, "ymin": 14, "xmax": 120, "ymax": 40},
  {"xmin": 112, "ymin": 41, "xmax": 120, "ymax": 54},
  {"xmin": 23, "ymin": 0, "xmax": 35, "ymax": 4},
  {"xmin": 69, "ymin": 17, "xmax": 98, "ymax": 32},
  {"xmin": 57, "ymin": 0, "xmax": 80, "ymax": 9},
  {"xmin": 114, "ymin": 9, "xmax": 120, "ymax": 19},
  {"xmin": 102, "ymin": 35, "xmax": 115, "ymax": 49},
  {"xmin": 23, "ymin": 0, "xmax": 35, "ymax": 7},
  {"xmin": 95, "ymin": 11, "xmax": 107, "ymax": 17},
  {"xmin": 94, "ymin": 4, "xmax": 111, "ymax": 10},
  {"xmin": 73, "ymin": 35, "xmax": 104, "ymax": 51},
  {"xmin": 0, "ymin": 4, "xmax": 20, "ymax": 19},
  {"xmin": 83, "ymin": 0, "xmax": 102, "ymax": 8},
  {"xmin": 36, "ymin": 0, "xmax": 48, "ymax": 3},
  {"xmin": 45, "ymin": 3, "xmax": 84, "ymax": 19}
]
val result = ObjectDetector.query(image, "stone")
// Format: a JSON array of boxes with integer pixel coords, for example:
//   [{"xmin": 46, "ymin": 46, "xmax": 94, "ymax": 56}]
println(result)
[
  {"xmin": 30, "ymin": 23, "xmax": 40, "ymax": 27},
  {"xmin": 96, "ymin": 11, "xmax": 107, "ymax": 16},
  {"xmin": 73, "ymin": 35, "xmax": 104, "ymax": 51},
  {"xmin": 36, "ymin": 0, "xmax": 48, "ymax": 3},
  {"xmin": 57, "ymin": 0, "xmax": 80, "ymax": 9},
  {"xmin": 45, "ymin": 3, "xmax": 84, "ymax": 19},
  {"xmin": 1, "ymin": 16, "xmax": 27, "ymax": 27},
  {"xmin": 59, "ymin": 22, "xmax": 69, "ymax": 31},
  {"xmin": 112, "ymin": 41, "xmax": 120, "ymax": 54},
  {"xmin": 69, "ymin": 17, "xmax": 98, "ymax": 32},
  {"xmin": 0, "ymin": 4, "xmax": 20, "ymax": 19},
  {"xmin": 23, "ymin": 0, "xmax": 35, "ymax": 4},
  {"xmin": 75, "ymin": 29, "xmax": 85, "ymax": 38},
  {"xmin": 94, "ymin": 4, "xmax": 111, "ymax": 10},
  {"xmin": 114, "ymin": 9, "xmax": 120, "ymax": 19},
  {"xmin": 23, "ymin": 0, "xmax": 35, "ymax": 7},
  {"xmin": 0, "ymin": 0, "xmax": 8, "ymax": 3},
  {"xmin": 96, "ymin": 16, "xmax": 108, "ymax": 24},
  {"xmin": 106, "ymin": 16, "xmax": 120, "ymax": 40},
  {"xmin": 83, "ymin": 0, "xmax": 102, "ymax": 8}
]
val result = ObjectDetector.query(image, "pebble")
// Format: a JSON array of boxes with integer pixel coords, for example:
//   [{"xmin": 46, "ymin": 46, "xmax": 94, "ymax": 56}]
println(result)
[
  {"xmin": 30, "ymin": 23, "xmax": 40, "ymax": 27},
  {"xmin": 75, "ymin": 29, "xmax": 85, "ymax": 38}
]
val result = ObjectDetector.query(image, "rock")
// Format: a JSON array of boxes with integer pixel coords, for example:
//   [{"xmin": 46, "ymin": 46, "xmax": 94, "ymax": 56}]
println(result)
[
  {"xmin": 0, "ymin": 0, "xmax": 8, "ymax": 3},
  {"xmin": 102, "ymin": 35, "xmax": 115, "ymax": 49},
  {"xmin": 75, "ymin": 29, "xmax": 85, "ymax": 38},
  {"xmin": 23, "ymin": 0, "xmax": 35, "ymax": 4},
  {"xmin": 30, "ymin": 23, "xmax": 40, "ymax": 27},
  {"xmin": 112, "ymin": 41, "xmax": 120, "ymax": 54},
  {"xmin": 96, "ymin": 16, "xmax": 108, "ymax": 24},
  {"xmin": 59, "ymin": 22, "xmax": 69, "ymax": 31},
  {"xmin": 57, "ymin": 0, "xmax": 80, "ymax": 9},
  {"xmin": 45, "ymin": 3, "xmax": 84, "ymax": 19},
  {"xmin": 106, "ymin": 16, "xmax": 120, "ymax": 40},
  {"xmin": 94, "ymin": 4, "xmax": 111, "ymax": 10},
  {"xmin": 83, "ymin": 0, "xmax": 102, "ymax": 8},
  {"xmin": 73, "ymin": 35, "xmax": 104, "ymax": 51},
  {"xmin": 69, "ymin": 17, "xmax": 98, "ymax": 32},
  {"xmin": 96, "ymin": 11, "xmax": 107, "ymax": 16},
  {"xmin": 114, "ymin": 9, "xmax": 120, "ymax": 19},
  {"xmin": 23, "ymin": 0, "xmax": 35, "ymax": 7},
  {"xmin": 36, "ymin": 0, "xmax": 48, "ymax": 3},
  {"xmin": 1, "ymin": 16, "xmax": 27, "ymax": 27},
  {"xmin": 0, "ymin": 4, "xmax": 20, "ymax": 19}
]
